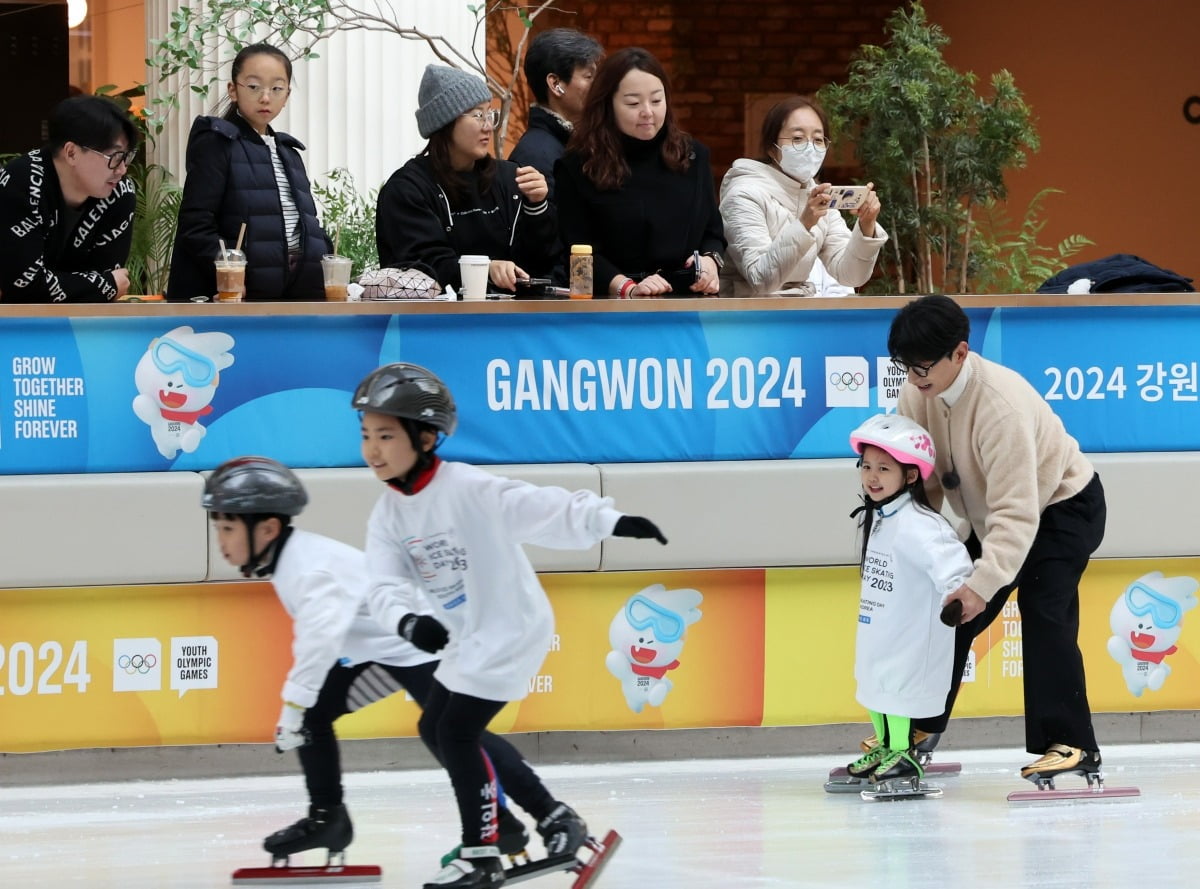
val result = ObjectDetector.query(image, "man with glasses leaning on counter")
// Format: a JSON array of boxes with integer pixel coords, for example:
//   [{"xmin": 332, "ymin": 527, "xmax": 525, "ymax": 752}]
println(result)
[{"xmin": 0, "ymin": 95, "xmax": 138, "ymax": 303}]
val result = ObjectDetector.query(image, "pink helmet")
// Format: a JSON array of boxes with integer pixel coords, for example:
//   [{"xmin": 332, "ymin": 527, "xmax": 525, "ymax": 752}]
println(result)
[{"xmin": 849, "ymin": 414, "xmax": 937, "ymax": 480}]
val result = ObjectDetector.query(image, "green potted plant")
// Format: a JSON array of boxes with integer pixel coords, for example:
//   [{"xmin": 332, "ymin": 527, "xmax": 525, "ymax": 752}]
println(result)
[{"xmin": 817, "ymin": 1, "xmax": 1090, "ymax": 294}]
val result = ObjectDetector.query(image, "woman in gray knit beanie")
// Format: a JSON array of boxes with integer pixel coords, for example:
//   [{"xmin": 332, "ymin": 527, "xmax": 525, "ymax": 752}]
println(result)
[
  {"xmin": 415, "ymin": 64, "xmax": 493, "ymax": 139},
  {"xmin": 375, "ymin": 64, "xmax": 558, "ymax": 297}
]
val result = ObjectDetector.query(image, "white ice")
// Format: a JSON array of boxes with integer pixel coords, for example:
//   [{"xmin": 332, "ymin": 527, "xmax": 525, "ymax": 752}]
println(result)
[{"xmin": 3, "ymin": 742, "xmax": 1198, "ymax": 888}]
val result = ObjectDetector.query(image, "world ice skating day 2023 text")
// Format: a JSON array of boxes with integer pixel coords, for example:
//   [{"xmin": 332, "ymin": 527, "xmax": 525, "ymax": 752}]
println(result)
[{"xmin": 7, "ymin": 356, "xmax": 84, "ymax": 442}]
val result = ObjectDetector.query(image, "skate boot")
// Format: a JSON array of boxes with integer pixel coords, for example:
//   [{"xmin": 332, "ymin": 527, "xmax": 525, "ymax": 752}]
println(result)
[
  {"xmin": 1020, "ymin": 744, "xmax": 1102, "ymax": 786},
  {"xmin": 424, "ymin": 845, "xmax": 505, "ymax": 889},
  {"xmin": 860, "ymin": 748, "xmax": 942, "ymax": 801},
  {"xmin": 871, "ymin": 748, "xmax": 924, "ymax": 784},
  {"xmin": 263, "ymin": 803, "xmax": 353, "ymax": 863},
  {"xmin": 845, "ymin": 743, "xmax": 888, "ymax": 778},
  {"xmin": 537, "ymin": 802, "xmax": 588, "ymax": 857},
  {"xmin": 442, "ymin": 806, "xmax": 530, "ymax": 866}
]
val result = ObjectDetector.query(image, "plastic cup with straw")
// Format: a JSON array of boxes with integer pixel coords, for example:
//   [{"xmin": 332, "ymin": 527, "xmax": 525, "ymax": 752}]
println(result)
[
  {"xmin": 322, "ymin": 225, "xmax": 352, "ymax": 301},
  {"xmin": 214, "ymin": 227, "xmax": 247, "ymax": 301}
]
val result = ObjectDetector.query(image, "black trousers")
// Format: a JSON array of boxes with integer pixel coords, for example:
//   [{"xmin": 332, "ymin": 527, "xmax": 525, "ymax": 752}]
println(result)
[
  {"xmin": 914, "ymin": 473, "xmax": 1106, "ymax": 754},
  {"xmin": 418, "ymin": 679, "xmax": 557, "ymax": 847},
  {"xmin": 300, "ymin": 660, "xmax": 554, "ymax": 822}
]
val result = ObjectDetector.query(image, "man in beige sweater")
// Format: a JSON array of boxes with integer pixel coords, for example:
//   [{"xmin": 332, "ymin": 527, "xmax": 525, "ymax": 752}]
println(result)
[{"xmin": 889, "ymin": 295, "xmax": 1106, "ymax": 783}]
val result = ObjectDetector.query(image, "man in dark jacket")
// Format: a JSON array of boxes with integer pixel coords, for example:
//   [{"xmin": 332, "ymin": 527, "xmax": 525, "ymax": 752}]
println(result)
[
  {"xmin": 0, "ymin": 95, "xmax": 137, "ymax": 303},
  {"xmin": 508, "ymin": 28, "xmax": 603, "ymax": 200}
]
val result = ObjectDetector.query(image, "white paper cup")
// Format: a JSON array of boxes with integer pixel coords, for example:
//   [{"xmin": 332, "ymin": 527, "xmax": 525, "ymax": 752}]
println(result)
[{"xmin": 458, "ymin": 255, "xmax": 490, "ymax": 301}]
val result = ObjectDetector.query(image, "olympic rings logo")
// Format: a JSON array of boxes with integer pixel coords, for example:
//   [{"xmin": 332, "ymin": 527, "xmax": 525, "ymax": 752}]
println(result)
[
  {"xmin": 829, "ymin": 371, "xmax": 865, "ymax": 391},
  {"xmin": 118, "ymin": 653, "xmax": 158, "ymax": 674}
]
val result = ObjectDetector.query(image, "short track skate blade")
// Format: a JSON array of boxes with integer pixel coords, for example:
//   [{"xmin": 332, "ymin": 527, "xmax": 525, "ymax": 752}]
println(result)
[
  {"xmin": 503, "ymin": 853, "xmax": 579, "ymax": 885},
  {"xmin": 824, "ymin": 775, "xmax": 868, "ymax": 793},
  {"xmin": 231, "ymin": 864, "xmax": 381, "ymax": 885},
  {"xmin": 1007, "ymin": 785, "xmax": 1140, "ymax": 804},
  {"xmin": 829, "ymin": 761, "xmax": 960, "ymax": 779},
  {"xmin": 860, "ymin": 780, "xmax": 943, "ymax": 802},
  {"xmin": 573, "ymin": 830, "xmax": 622, "ymax": 889},
  {"xmin": 502, "ymin": 830, "xmax": 622, "ymax": 887}
]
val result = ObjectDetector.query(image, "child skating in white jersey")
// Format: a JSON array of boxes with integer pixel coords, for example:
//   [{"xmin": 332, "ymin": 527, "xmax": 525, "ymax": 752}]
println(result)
[
  {"xmin": 202, "ymin": 456, "xmax": 566, "ymax": 871},
  {"xmin": 352, "ymin": 362, "xmax": 666, "ymax": 889},
  {"xmin": 843, "ymin": 414, "xmax": 972, "ymax": 789}
]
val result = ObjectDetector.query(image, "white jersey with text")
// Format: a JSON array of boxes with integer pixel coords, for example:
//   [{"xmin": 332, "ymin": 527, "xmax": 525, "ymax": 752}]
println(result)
[
  {"xmin": 855, "ymin": 492, "xmax": 972, "ymax": 718},
  {"xmin": 364, "ymin": 461, "xmax": 622, "ymax": 702},
  {"xmin": 272, "ymin": 528, "xmax": 435, "ymax": 708}
]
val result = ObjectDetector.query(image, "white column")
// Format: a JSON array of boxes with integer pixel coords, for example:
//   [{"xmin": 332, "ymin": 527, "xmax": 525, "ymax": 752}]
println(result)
[{"xmin": 144, "ymin": 1, "xmax": 483, "ymax": 195}]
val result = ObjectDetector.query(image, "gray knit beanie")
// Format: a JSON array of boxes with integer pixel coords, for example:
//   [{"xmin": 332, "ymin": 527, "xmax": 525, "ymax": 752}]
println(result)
[{"xmin": 415, "ymin": 64, "xmax": 492, "ymax": 139}]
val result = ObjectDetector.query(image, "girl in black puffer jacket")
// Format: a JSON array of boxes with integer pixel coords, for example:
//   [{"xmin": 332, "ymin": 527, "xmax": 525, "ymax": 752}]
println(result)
[{"xmin": 167, "ymin": 43, "xmax": 331, "ymax": 301}]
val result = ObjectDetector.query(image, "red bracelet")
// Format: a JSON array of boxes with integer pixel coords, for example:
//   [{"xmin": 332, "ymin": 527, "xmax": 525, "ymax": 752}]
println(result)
[{"xmin": 618, "ymin": 279, "xmax": 637, "ymax": 299}]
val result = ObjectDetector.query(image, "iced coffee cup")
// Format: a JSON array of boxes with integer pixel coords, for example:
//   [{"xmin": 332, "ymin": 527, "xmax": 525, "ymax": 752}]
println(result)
[
  {"xmin": 214, "ymin": 249, "xmax": 247, "ymax": 302},
  {"xmin": 322, "ymin": 254, "xmax": 354, "ymax": 302}
]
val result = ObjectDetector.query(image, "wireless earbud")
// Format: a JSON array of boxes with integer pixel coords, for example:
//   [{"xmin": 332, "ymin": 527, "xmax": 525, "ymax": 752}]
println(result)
[{"xmin": 555, "ymin": 85, "xmax": 565, "ymax": 95}]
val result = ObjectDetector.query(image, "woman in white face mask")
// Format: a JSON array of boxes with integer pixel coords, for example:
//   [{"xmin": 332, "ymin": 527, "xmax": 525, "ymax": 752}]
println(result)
[{"xmin": 719, "ymin": 96, "xmax": 888, "ymax": 297}]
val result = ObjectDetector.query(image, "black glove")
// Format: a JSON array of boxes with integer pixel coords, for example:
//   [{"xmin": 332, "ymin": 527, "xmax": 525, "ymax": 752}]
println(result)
[
  {"xmin": 613, "ymin": 515, "xmax": 668, "ymax": 545},
  {"xmin": 398, "ymin": 613, "xmax": 449, "ymax": 653},
  {"xmin": 939, "ymin": 599, "xmax": 963, "ymax": 627}
]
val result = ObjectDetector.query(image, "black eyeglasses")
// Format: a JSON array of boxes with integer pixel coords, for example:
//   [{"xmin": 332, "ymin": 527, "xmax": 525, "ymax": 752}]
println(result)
[
  {"xmin": 893, "ymin": 352, "xmax": 953, "ymax": 378},
  {"xmin": 81, "ymin": 145, "xmax": 137, "ymax": 170}
]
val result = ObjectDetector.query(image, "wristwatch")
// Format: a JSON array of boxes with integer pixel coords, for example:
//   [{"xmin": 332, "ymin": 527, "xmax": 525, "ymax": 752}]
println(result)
[{"xmin": 701, "ymin": 251, "xmax": 724, "ymax": 269}]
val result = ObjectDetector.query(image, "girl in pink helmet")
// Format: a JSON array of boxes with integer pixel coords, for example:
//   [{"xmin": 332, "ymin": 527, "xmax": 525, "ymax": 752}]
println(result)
[{"xmin": 841, "ymin": 413, "xmax": 972, "ymax": 794}]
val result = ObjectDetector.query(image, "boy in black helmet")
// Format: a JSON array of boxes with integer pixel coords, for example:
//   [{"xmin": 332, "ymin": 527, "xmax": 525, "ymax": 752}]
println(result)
[
  {"xmin": 203, "ymin": 456, "xmax": 555, "ymax": 872},
  {"xmin": 353, "ymin": 363, "xmax": 666, "ymax": 889}
]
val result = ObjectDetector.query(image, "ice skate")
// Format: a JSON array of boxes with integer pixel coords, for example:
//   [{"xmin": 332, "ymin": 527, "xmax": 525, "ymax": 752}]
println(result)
[
  {"xmin": 824, "ymin": 744, "xmax": 888, "ymax": 793},
  {"xmin": 1008, "ymin": 745, "xmax": 1140, "ymax": 803},
  {"xmin": 424, "ymin": 845, "xmax": 505, "ymax": 889},
  {"xmin": 262, "ymin": 803, "xmax": 354, "ymax": 862},
  {"xmin": 442, "ymin": 806, "xmax": 531, "ymax": 867},
  {"xmin": 504, "ymin": 829, "xmax": 623, "ymax": 889},
  {"xmin": 860, "ymin": 748, "xmax": 943, "ymax": 801},
  {"xmin": 832, "ymin": 729, "xmax": 960, "ymax": 779},
  {"xmin": 232, "ymin": 804, "xmax": 382, "ymax": 884},
  {"xmin": 537, "ymin": 802, "xmax": 588, "ymax": 857}
]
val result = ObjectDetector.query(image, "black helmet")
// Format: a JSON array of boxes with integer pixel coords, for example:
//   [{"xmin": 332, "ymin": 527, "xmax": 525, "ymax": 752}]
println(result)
[
  {"xmin": 351, "ymin": 363, "xmax": 457, "ymax": 435},
  {"xmin": 202, "ymin": 456, "xmax": 308, "ymax": 516}
]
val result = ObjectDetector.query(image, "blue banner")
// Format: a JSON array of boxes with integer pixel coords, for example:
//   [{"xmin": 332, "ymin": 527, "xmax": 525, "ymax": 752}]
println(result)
[{"xmin": 0, "ymin": 304, "xmax": 1196, "ymax": 474}]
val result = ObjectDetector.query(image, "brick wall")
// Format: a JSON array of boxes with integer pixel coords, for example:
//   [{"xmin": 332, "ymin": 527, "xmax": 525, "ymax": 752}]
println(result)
[{"xmin": 520, "ymin": 1, "xmax": 898, "ymax": 181}]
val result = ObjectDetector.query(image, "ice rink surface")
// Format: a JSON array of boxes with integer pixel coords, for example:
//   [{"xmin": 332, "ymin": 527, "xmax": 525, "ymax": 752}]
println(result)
[{"xmin": 3, "ymin": 742, "xmax": 1198, "ymax": 888}]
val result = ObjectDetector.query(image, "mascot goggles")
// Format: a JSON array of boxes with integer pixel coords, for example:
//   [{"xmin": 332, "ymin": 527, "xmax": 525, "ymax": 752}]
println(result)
[
  {"xmin": 1125, "ymin": 581, "xmax": 1182, "ymax": 629},
  {"xmin": 625, "ymin": 594, "xmax": 685, "ymax": 643},
  {"xmin": 152, "ymin": 337, "xmax": 217, "ymax": 387}
]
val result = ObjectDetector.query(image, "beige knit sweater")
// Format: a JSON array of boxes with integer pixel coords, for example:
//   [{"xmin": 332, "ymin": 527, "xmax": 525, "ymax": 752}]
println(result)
[{"xmin": 898, "ymin": 352, "xmax": 1095, "ymax": 600}]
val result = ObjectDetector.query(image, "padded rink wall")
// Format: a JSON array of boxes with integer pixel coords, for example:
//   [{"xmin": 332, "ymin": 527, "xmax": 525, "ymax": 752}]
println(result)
[
  {"xmin": 1, "ymin": 453, "xmax": 1197, "ymax": 587},
  {"xmin": 2, "ymin": 453, "xmax": 1200, "ymax": 782}
]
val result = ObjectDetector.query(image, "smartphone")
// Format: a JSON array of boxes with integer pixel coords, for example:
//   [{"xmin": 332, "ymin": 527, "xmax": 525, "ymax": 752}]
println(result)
[
  {"xmin": 826, "ymin": 186, "xmax": 871, "ymax": 211},
  {"xmin": 660, "ymin": 251, "xmax": 702, "ymax": 295}
]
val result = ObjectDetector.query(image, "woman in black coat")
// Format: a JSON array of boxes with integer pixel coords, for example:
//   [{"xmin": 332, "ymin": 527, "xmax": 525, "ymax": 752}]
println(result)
[
  {"xmin": 555, "ymin": 47, "xmax": 726, "ymax": 298},
  {"xmin": 167, "ymin": 43, "xmax": 330, "ymax": 301}
]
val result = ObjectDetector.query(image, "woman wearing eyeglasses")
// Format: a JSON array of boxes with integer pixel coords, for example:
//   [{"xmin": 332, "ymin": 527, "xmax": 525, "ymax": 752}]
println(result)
[
  {"xmin": 167, "ymin": 43, "xmax": 331, "ymax": 301},
  {"xmin": 0, "ymin": 95, "xmax": 137, "ymax": 302},
  {"xmin": 375, "ymin": 65, "xmax": 556, "ymax": 296},
  {"xmin": 718, "ymin": 96, "xmax": 887, "ymax": 297}
]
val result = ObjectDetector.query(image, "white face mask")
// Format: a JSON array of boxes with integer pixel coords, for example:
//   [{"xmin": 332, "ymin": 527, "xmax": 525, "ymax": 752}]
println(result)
[{"xmin": 775, "ymin": 141, "xmax": 826, "ymax": 184}]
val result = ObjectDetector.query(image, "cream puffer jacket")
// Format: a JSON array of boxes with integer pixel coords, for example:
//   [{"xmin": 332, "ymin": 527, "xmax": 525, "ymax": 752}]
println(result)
[{"xmin": 718, "ymin": 158, "xmax": 888, "ymax": 297}]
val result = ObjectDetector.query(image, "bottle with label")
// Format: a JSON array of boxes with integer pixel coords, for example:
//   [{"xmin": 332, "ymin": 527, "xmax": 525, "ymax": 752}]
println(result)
[{"xmin": 569, "ymin": 244, "xmax": 593, "ymax": 300}]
